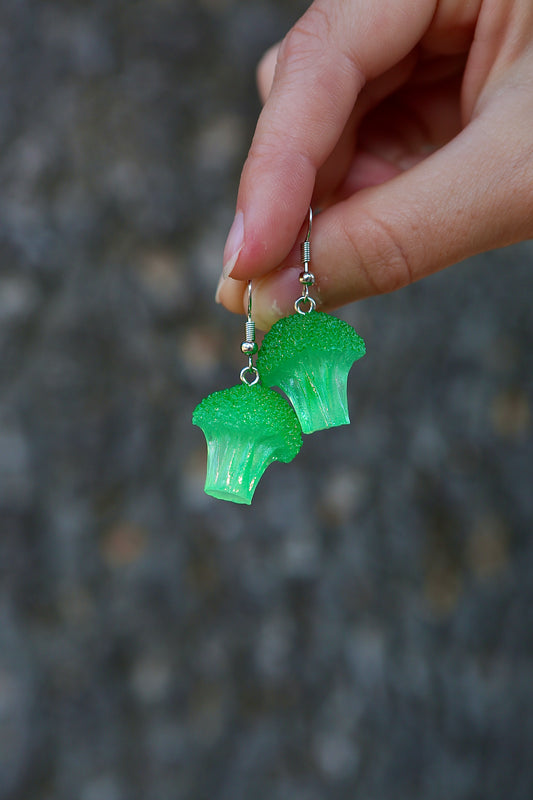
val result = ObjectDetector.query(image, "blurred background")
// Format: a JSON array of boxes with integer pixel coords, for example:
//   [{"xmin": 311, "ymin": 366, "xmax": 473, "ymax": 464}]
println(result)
[{"xmin": 1, "ymin": 1, "xmax": 533, "ymax": 798}]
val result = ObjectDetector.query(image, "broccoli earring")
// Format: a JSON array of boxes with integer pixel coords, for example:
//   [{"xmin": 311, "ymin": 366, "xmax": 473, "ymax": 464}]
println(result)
[
  {"xmin": 256, "ymin": 208, "xmax": 366, "ymax": 434},
  {"xmin": 193, "ymin": 281, "xmax": 302, "ymax": 505},
  {"xmin": 193, "ymin": 207, "xmax": 366, "ymax": 504}
]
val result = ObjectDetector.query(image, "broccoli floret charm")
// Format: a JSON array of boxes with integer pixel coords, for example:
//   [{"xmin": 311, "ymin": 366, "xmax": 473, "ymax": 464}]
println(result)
[
  {"xmin": 256, "ymin": 312, "xmax": 366, "ymax": 434},
  {"xmin": 193, "ymin": 383, "xmax": 302, "ymax": 505},
  {"xmin": 193, "ymin": 281, "xmax": 302, "ymax": 505}
]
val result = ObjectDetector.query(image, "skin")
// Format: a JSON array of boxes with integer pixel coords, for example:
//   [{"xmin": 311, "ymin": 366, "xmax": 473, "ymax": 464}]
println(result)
[{"xmin": 216, "ymin": 0, "xmax": 533, "ymax": 330}]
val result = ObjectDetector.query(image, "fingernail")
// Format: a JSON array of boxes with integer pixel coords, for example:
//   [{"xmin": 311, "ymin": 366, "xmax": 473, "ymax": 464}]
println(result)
[
  {"xmin": 223, "ymin": 210, "xmax": 244, "ymax": 278},
  {"xmin": 215, "ymin": 273, "xmax": 226, "ymax": 303}
]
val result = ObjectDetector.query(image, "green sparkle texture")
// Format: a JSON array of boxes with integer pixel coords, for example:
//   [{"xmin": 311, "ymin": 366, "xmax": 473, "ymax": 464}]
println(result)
[
  {"xmin": 256, "ymin": 312, "xmax": 366, "ymax": 434},
  {"xmin": 192, "ymin": 383, "xmax": 302, "ymax": 504}
]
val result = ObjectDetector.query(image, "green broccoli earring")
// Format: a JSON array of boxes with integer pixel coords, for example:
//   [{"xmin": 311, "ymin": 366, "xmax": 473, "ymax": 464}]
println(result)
[
  {"xmin": 256, "ymin": 208, "xmax": 366, "ymax": 434},
  {"xmin": 193, "ymin": 281, "xmax": 302, "ymax": 504}
]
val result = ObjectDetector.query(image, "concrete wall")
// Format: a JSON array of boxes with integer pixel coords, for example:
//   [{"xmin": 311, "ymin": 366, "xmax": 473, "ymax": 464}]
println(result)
[{"xmin": 1, "ymin": 2, "xmax": 532, "ymax": 798}]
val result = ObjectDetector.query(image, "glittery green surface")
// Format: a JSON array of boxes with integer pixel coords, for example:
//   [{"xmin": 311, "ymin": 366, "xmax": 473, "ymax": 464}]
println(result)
[
  {"xmin": 256, "ymin": 312, "xmax": 366, "ymax": 434},
  {"xmin": 192, "ymin": 383, "xmax": 302, "ymax": 504}
]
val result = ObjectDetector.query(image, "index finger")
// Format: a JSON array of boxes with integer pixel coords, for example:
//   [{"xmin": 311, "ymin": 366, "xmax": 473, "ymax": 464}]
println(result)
[{"xmin": 226, "ymin": 0, "xmax": 437, "ymax": 281}]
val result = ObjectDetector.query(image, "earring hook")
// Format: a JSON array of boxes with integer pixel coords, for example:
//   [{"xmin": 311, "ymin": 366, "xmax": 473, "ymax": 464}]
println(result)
[
  {"xmin": 240, "ymin": 279, "xmax": 260, "ymax": 385},
  {"xmin": 295, "ymin": 207, "xmax": 316, "ymax": 314},
  {"xmin": 305, "ymin": 206, "xmax": 313, "ymax": 243}
]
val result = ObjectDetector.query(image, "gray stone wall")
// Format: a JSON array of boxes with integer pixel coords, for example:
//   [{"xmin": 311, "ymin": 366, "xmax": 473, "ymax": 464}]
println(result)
[{"xmin": 1, "ymin": 2, "xmax": 532, "ymax": 799}]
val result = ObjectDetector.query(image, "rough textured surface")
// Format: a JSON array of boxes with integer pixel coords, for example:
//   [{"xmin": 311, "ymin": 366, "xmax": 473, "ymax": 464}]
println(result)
[
  {"xmin": 1, "ymin": 1, "xmax": 533, "ymax": 799},
  {"xmin": 193, "ymin": 383, "xmax": 302, "ymax": 455},
  {"xmin": 193, "ymin": 383, "xmax": 302, "ymax": 503},
  {"xmin": 257, "ymin": 312, "xmax": 366, "ymax": 432},
  {"xmin": 258, "ymin": 312, "xmax": 366, "ymax": 364}
]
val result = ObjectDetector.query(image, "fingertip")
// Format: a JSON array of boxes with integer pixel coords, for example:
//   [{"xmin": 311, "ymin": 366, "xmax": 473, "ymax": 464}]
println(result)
[{"xmin": 215, "ymin": 275, "xmax": 247, "ymax": 314}]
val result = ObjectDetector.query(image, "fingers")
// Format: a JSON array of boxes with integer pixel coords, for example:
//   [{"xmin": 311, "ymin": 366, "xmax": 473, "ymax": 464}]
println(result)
[
  {"xmin": 257, "ymin": 41, "xmax": 420, "ymax": 205},
  {"xmin": 233, "ymin": 97, "xmax": 533, "ymax": 330},
  {"xmin": 222, "ymin": 0, "xmax": 437, "ymax": 284}
]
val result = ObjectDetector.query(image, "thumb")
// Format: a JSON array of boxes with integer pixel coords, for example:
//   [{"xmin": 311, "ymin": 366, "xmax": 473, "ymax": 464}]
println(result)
[
  {"xmin": 222, "ymin": 0, "xmax": 436, "ymax": 281},
  {"xmin": 248, "ymin": 99, "xmax": 533, "ymax": 330}
]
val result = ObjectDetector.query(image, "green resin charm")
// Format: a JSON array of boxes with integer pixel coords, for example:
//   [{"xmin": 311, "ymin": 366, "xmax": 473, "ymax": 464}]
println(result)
[
  {"xmin": 192, "ymin": 383, "xmax": 302, "ymax": 505},
  {"xmin": 256, "ymin": 312, "xmax": 365, "ymax": 434}
]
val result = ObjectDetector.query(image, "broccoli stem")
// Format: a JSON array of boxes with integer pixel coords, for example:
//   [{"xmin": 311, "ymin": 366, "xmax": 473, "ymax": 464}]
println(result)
[
  {"xmin": 278, "ymin": 355, "xmax": 352, "ymax": 434},
  {"xmin": 204, "ymin": 434, "xmax": 279, "ymax": 504}
]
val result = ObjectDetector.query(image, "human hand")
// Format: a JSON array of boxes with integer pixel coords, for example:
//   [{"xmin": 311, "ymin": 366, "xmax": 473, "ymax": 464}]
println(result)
[{"xmin": 216, "ymin": 0, "xmax": 533, "ymax": 330}]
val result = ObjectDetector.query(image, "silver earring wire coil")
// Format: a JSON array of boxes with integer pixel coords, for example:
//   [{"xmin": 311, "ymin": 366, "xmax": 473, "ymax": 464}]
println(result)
[
  {"xmin": 245, "ymin": 320, "xmax": 255, "ymax": 342},
  {"xmin": 301, "ymin": 240, "xmax": 311, "ymax": 265}
]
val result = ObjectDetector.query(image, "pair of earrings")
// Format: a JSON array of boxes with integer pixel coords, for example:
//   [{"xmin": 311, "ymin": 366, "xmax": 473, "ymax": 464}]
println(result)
[{"xmin": 193, "ymin": 209, "xmax": 366, "ymax": 504}]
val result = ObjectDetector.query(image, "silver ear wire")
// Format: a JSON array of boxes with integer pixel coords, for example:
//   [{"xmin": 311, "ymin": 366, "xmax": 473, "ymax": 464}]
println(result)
[
  {"xmin": 295, "ymin": 207, "xmax": 316, "ymax": 314},
  {"xmin": 300, "ymin": 206, "xmax": 312, "ymax": 266},
  {"xmin": 240, "ymin": 280, "xmax": 260, "ymax": 385}
]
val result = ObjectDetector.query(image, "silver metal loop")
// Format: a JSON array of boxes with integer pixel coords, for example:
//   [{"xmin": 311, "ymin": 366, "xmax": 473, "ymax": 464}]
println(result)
[
  {"xmin": 295, "ymin": 295, "xmax": 316, "ymax": 315},
  {"xmin": 240, "ymin": 365, "xmax": 260, "ymax": 386}
]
